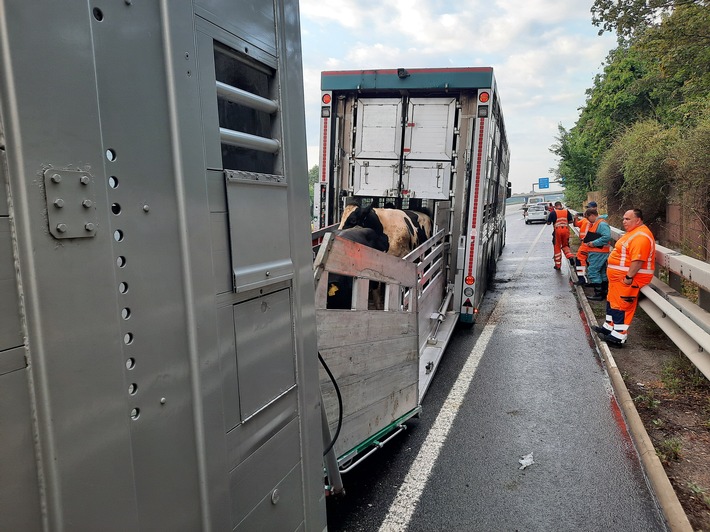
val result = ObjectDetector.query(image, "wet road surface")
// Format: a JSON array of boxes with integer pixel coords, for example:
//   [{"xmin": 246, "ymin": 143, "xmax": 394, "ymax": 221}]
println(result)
[{"xmin": 326, "ymin": 206, "xmax": 667, "ymax": 532}]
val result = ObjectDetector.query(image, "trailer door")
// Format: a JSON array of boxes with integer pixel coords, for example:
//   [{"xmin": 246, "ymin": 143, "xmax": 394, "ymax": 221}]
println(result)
[
  {"xmin": 353, "ymin": 98, "xmax": 403, "ymax": 160},
  {"xmin": 403, "ymin": 97, "xmax": 456, "ymax": 161},
  {"xmin": 401, "ymin": 97, "xmax": 456, "ymax": 199}
]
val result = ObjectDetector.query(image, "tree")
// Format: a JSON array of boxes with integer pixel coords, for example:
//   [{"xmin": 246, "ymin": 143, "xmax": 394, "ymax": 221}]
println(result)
[
  {"xmin": 308, "ymin": 165, "xmax": 319, "ymax": 218},
  {"xmin": 596, "ymin": 119, "xmax": 679, "ymax": 228},
  {"xmin": 636, "ymin": 3, "xmax": 710, "ymax": 125},
  {"xmin": 550, "ymin": 44, "xmax": 657, "ymax": 207},
  {"xmin": 591, "ymin": 0, "xmax": 707, "ymax": 39}
]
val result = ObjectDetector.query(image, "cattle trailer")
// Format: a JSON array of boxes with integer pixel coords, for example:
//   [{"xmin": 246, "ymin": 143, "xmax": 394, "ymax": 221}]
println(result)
[
  {"xmin": 0, "ymin": 1, "xmax": 326, "ymax": 530},
  {"xmin": 314, "ymin": 68, "xmax": 510, "ymax": 479}
]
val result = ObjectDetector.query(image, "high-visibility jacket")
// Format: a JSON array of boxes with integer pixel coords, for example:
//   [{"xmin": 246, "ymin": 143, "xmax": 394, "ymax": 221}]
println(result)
[
  {"xmin": 608, "ymin": 224, "xmax": 655, "ymax": 286},
  {"xmin": 553, "ymin": 209, "xmax": 570, "ymax": 228},
  {"xmin": 585, "ymin": 218, "xmax": 611, "ymax": 253},
  {"xmin": 574, "ymin": 217, "xmax": 589, "ymax": 239}
]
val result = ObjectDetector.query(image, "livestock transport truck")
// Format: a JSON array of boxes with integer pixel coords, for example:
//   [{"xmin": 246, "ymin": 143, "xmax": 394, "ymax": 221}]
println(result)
[
  {"xmin": 313, "ymin": 68, "xmax": 510, "ymax": 481},
  {"xmin": 0, "ymin": 2, "xmax": 509, "ymax": 529},
  {"xmin": 0, "ymin": 1, "xmax": 327, "ymax": 530}
]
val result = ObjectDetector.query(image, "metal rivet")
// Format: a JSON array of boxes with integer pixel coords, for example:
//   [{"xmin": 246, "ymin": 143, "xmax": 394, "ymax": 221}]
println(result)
[
  {"xmin": 53, "ymin": 198, "xmax": 65, "ymax": 208},
  {"xmin": 265, "ymin": 271, "xmax": 271, "ymax": 277},
  {"xmin": 143, "ymin": 205, "xmax": 150, "ymax": 212},
  {"xmin": 85, "ymin": 223, "xmax": 95, "ymax": 231},
  {"xmin": 56, "ymin": 223, "xmax": 67, "ymax": 233},
  {"xmin": 82, "ymin": 199, "xmax": 93, "ymax": 208},
  {"xmin": 80, "ymin": 176, "xmax": 90, "ymax": 185},
  {"xmin": 160, "ymin": 397, "xmax": 166, "ymax": 405},
  {"xmin": 271, "ymin": 489, "xmax": 280, "ymax": 505},
  {"xmin": 51, "ymin": 173, "xmax": 62, "ymax": 183}
]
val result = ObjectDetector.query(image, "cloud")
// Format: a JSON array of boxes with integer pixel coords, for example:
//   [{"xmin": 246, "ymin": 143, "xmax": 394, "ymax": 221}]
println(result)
[{"xmin": 298, "ymin": 1, "xmax": 617, "ymax": 193}]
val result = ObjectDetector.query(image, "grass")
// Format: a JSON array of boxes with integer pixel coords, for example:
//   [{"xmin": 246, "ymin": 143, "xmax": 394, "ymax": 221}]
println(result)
[
  {"xmin": 661, "ymin": 354, "xmax": 710, "ymax": 394},
  {"xmin": 633, "ymin": 390, "xmax": 661, "ymax": 409},
  {"xmin": 687, "ymin": 483, "xmax": 710, "ymax": 509},
  {"xmin": 656, "ymin": 437, "xmax": 683, "ymax": 462}
]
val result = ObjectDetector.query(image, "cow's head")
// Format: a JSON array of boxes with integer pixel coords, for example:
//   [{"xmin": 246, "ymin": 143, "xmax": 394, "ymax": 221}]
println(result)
[
  {"xmin": 354, "ymin": 205, "xmax": 383, "ymax": 234},
  {"xmin": 338, "ymin": 203, "xmax": 360, "ymax": 229}
]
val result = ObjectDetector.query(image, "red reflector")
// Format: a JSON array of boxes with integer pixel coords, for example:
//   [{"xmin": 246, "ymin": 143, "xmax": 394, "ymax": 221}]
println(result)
[
  {"xmin": 465, "ymin": 275, "xmax": 475, "ymax": 285},
  {"xmin": 322, "ymin": 93, "xmax": 331, "ymax": 104},
  {"xmin": 479, "ymin": 91, "xmax": 490, "ymax": 103}
]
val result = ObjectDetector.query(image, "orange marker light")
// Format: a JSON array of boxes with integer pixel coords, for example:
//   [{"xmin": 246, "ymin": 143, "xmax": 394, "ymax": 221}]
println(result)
[
  {"xmin": 322, "ymin": 93, "xmax": 332, "ymax": 104},
  {"xmin": 479, "ymin": 92, "xmax": 490, "ymax": 103}
]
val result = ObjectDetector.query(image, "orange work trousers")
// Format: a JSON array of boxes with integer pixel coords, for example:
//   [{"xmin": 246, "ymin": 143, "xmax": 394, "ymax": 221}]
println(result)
[
  {"xmin": 553, "ymin": 226, "xmax": 573, "ymax": 268},
  {"xmin": 602, "ymin": 269, "xmax": 643, "ymax": 344}
]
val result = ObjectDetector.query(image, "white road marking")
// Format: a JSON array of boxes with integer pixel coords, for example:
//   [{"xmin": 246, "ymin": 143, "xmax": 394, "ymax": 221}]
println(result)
[
  {"xmin": 379, "ymin": 228, "xmax": 537, "ymax": 531},
  {"xmin": 378, "ymin": 320, "xmax": 495, "ymax": 531}
]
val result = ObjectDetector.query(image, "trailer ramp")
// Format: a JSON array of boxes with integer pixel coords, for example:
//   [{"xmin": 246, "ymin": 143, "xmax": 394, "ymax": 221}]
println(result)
[{"xmin": 314, "ymin": 228, "xmax": 458, "ymax": 474}]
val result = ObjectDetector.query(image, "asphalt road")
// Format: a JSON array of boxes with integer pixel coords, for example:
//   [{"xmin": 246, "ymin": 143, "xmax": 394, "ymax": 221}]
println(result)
[{"xmin": 326, "ymin": 205, "xmax": 667, "ymax": 532}]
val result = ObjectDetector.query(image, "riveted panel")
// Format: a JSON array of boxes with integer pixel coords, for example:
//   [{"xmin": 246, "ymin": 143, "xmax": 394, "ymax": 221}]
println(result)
[
  {"xmin": 226, "ymin": 171, "xmax": 293, "ymax": 292},
  {"xmin": 229, "ymin": 418, "xmax": 301, "ymax": 527},
  {"xmin": 43, "ymin": 169, "xmax": 98, "ymax": 239},
  {"xmin": 233, "ymin": 288, "xmax": 296, "ymax": 421}
]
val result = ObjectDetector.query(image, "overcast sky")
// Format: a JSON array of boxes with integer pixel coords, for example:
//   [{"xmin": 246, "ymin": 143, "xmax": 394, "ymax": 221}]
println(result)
[{"xmin": 298, "ymin": 0, "xmax": 617, "ymax": 195}]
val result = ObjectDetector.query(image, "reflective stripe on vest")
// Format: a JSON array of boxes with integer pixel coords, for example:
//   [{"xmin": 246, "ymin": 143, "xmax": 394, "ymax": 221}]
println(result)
[
  {"xmin": 554, "ymin": 208, "xmax": 569, "ymax": 228},
  {"xmin": 608, "ymin": 225, "xmax": 655, "ymax": 273}
]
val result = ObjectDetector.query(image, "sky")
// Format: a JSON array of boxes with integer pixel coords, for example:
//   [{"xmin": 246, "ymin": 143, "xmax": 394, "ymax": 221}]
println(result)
[{"xmin": 298, "ymin": 0, "xmax": 617, "ymax": 195}]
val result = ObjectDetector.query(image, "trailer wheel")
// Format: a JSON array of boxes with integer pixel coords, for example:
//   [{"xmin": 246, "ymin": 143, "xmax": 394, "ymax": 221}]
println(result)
[{"xmin": 487, "ymin": 254, "xmax": 497, "ymax": 278}]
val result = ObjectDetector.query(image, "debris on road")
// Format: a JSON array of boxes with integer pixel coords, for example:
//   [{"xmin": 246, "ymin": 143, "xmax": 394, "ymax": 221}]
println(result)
[{"xmin": 518, "ymin": 452, "xmax": 535, "ymax": 470}]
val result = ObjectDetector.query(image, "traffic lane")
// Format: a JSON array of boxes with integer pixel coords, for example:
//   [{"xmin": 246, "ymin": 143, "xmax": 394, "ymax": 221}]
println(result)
[
  {"xmin": 325, "ymin": 211, "xmax": 531, "ymax": 530},
  {"xmin": 407, "ymin": 217, "xmax": 665, "ymax": 531}
]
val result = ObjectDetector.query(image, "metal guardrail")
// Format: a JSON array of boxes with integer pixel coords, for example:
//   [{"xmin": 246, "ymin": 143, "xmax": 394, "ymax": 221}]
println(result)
[{"xmin": 576, "ymin": 219, "xmax": 710, "ymax": 380}]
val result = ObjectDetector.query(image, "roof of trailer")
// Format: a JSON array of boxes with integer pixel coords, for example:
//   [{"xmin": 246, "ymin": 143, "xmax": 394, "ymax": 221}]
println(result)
[{"xmin": 321, "ymin": 67, "xmax": 495, "ymax": 91}]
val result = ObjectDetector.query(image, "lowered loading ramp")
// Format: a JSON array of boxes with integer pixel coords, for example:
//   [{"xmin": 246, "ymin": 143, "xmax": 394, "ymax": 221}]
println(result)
[{"xmin": 314, "ymin": 225, "xmax": 457, "ymax": 474}]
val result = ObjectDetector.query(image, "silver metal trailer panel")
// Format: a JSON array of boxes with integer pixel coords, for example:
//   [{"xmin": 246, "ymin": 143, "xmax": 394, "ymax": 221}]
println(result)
[{"xmin": 0, "ymin": 1, "xmax": 325, "ymax": 530}]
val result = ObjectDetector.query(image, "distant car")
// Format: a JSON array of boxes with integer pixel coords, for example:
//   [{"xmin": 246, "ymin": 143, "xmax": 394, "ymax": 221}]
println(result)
[{"xmin": 525, "ymin": 204, "xmax": 549, "ymax": 224}]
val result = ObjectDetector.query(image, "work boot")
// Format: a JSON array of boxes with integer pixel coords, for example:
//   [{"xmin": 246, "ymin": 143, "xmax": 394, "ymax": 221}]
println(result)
[
  {"xmin": 588, "ymin": 291, "xmax": 605, "ymax": 301},
  {"xmin": 591, "ymin": 325, "xmax": 610, "ymax": 335},
  {"xmin": 588, "ymin": 282, "xmax": 607, "ymax": 301},
  {"xmin": 598, "ymin": 332, "xmax": 623, "ymax": 347}
]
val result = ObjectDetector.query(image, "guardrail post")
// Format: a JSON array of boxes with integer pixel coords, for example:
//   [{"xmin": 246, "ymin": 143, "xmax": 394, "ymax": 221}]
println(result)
[
  {"xmin": 698, "ymin": 287, "xmax": 710, "ymax": 313},
  {"xmin": 668, "ymin": 270, "xmax": 683, "ymax": 293}
]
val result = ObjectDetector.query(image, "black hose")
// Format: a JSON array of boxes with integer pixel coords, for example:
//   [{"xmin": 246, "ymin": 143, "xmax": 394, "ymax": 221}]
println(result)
[{"xmin": 319, "ymin": 351, "xmax": 343, "ymax": 456}]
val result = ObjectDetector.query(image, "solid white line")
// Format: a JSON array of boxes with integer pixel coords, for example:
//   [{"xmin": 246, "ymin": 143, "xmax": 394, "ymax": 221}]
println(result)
[
  {"xmin": 378, "ymin": 320, "xmax": 496, "ymax": 531},
  {"xmin": 379, "ymin": 230, "xmax": 535, "ymax": 531}
]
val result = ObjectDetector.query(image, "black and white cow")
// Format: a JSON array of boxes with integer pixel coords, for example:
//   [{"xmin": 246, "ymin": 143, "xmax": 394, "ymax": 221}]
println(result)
[
  {"xmin": 326, "ymin": 226, "xmax": 388, "ymax": 310},
  {"xmin": 338, "ymin": 203, "xmax": 433, "ymax": 258}
]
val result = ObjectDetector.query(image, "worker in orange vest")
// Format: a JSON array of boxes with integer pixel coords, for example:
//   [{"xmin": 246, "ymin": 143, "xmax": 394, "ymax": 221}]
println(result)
[
  {"xmin": 546, "ymin": 201, "xmax": 574, "ymax": 270},
  {"xmin": 573, "ymin": 201, "xmax": 604, "ymax": 283},
  {"xmin": 573, "ymin": 211, "xmax": 591, "ymax": 283},
  {"xmin": 593, "ymin": 208, "xmax": 655, "ymax": 346},
  {"xmin": 582, "ymin": 208, "xmax": 612, "ymax": 300}
]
